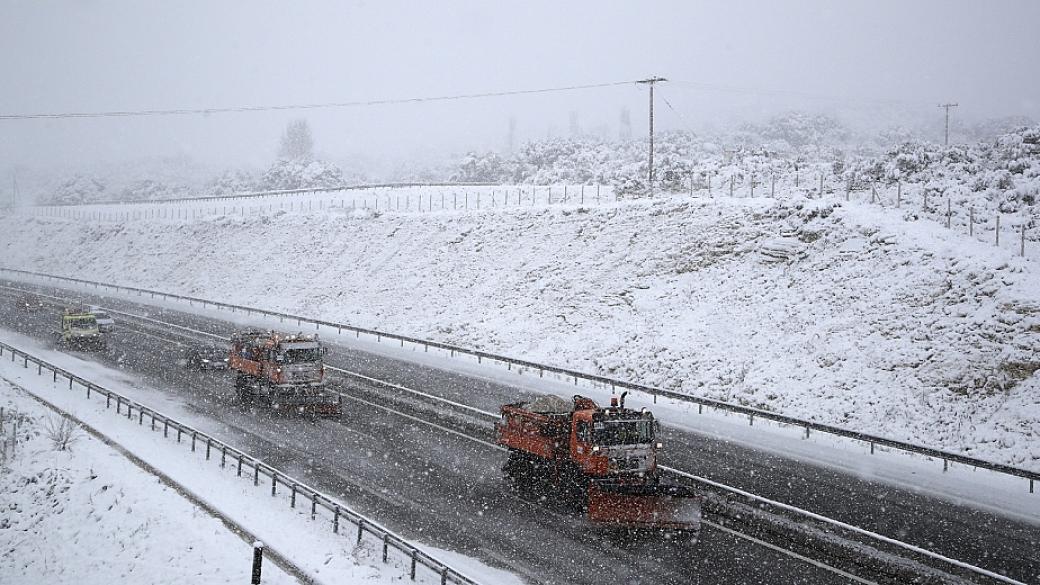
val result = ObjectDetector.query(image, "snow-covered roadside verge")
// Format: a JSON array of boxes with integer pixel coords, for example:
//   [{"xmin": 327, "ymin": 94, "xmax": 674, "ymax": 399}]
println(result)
[
  {"xmin": 0, "ymin": 333, "xmax": 521, "ymax": 585},
  {"xmin": 0, "ymin": 379, "xmax": 301, "ymax": 585}
]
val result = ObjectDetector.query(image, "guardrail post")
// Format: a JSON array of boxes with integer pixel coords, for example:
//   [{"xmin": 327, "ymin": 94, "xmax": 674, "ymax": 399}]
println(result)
[
  {"xmin": 251, "ymin": 541, "xmax": 264, "ymax": 585},
  {"xmin": 804, "ymin": 426, "xmax": 810, "ymax": 439},
  {"xmin": 177, "ymin": 427, "xmax": 182, "ymax": 443},
  {"xmin": 333, "ymin": 506, "xmax": 340, "ymax": 533},
  {"xmin": 254, "ymin": 462, "xmax": 260, "ymax": 486},
  {"xmin": 206, "ymin": 438, "xmax": 211, "ymax": 460},
  {"xmin": 1030, "ymin": 478, "xmax": 1034, "ymax": 494},
  {"xmin": 382, "ymin": 534, "xmax": 389, "ymax": 562},
  {"xmin": 943, "ymin": 459, "xmax": 948, "ymax": 473},
  {"xmin": 164, "ymin": 420, "xmax": 169, "ymax": 438},
  {"xmin": 698, "ymin": 403, "xmax": 703, "ymax": 414},
  {"xmin": 310, "ymin": 493, "xmax": 317, "ymax": 519},
  {"xmin": 441, "ymin": 568, "xmax": 449, "ymax": 585},
  {"xmin": 271, "ymin": 472, "xmax": 277, "ymax": 496},
  {"xmin": 290, "ymin": 484, "xmax": 296, "ymax": 507},
  {"xmin": 357, "ymin": 519, "xmax": 365, "ymax": 543},
  {"xmin": 107, "ymin": 394, "xmax": 111, "ymax": 409},
  {"xmin": 749, "ymin": 413, "xmax": 754, "ymax": 426},
  {"xmin": 237, "ymin": 454, "xmax": 243, "ymax": 476},
  {"xmin": 870, "ymin": 442, "xmax": 875, "ymax": 454},
  {"xmin": 221, "ymin": 446, "xmax": 226, "ymax": 467},
  {"xmin": 410, "ymin": 550, "xmax": 417, "ymax": 580}
]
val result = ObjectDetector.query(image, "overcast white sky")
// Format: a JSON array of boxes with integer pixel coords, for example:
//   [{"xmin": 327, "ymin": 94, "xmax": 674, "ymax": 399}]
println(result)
[{"xmin": 1, "ymin": 1, "xmax": 1038, "ymax": 170}]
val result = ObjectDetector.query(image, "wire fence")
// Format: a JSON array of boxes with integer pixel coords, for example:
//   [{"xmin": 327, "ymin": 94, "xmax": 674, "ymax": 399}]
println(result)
[
  {"xmin": 4, "ymin": 173, "xmax": 1033, "ymax": 262},
  {"xmin": 6, "ymin": 183, "xmax": 620, "ymax": 222},
  {"xmin": 0, "ymin": 340, "xmax": 482, "ymax": 585},
  {"xmin": 1, "ymin": 267, "xmax": 1036, "ymax": 496}
]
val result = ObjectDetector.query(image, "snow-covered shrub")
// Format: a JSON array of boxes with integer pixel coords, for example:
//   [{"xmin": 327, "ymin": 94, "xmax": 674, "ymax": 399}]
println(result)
[
  {"xmin": 47, "ymin": 175, "xmax": 106, "ymax": 205},
  {"xmin": 257, "ymin": 159, "xmax": 345, "ymax": 191}
]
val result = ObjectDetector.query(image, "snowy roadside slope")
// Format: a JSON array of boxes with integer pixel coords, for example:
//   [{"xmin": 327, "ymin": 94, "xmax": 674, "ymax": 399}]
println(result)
[
  {"xmin": 0, "ymin": 380, "xmax": 300, "ymax": 585},
  {"xmin": 1, "ymin": 194, "xmax": 1038, "ymax": 469}
]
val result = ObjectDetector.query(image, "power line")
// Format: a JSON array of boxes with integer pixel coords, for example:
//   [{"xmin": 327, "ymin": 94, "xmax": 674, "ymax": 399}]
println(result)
[
  {"xmin": 0, "ymin": 80, "xmax": 638, "ymax": 121},
  {"xmin": 659, "ymin": 91, "xmax": 697, "ymax": 136},
  {"xmin": 667, "ymin": 79, "xmax": 934, "ymax": 108}
]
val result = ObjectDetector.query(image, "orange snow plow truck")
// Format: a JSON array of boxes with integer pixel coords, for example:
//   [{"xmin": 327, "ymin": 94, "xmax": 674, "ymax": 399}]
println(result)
[
  {"xmin": 496, "ymin": 393, "xmax": 701, "ymax": 537},
  {"xmin": 229, "ymin": 330, "xmax": 341, "ymax": 416}
]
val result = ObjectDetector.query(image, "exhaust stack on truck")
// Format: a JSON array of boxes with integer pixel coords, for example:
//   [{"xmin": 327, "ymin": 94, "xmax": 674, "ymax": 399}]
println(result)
[{"xmin": 496, "ymin": 392, "xmax": 701, "ymax": 537}]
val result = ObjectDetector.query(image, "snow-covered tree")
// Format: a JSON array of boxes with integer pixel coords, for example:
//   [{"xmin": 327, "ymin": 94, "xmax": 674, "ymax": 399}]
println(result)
[{"xmin": 278, "ymin": 119, "xmax": 315, "ymax": 162}]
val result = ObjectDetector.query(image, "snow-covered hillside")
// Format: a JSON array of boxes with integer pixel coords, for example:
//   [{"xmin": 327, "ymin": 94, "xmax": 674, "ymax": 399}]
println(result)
[{"xmin": 2, "ymin": 189, "xmax": 1038, "ymax": 470}]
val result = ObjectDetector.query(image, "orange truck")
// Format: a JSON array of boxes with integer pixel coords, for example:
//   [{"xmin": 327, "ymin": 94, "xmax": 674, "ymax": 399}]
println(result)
[
  {"xmin": 496, "ymin": 393, "xmax": 701, "ymax": 536},
  {"xmin": 228, "ymin": 330, "xmax": 341, "ymax": 416}
]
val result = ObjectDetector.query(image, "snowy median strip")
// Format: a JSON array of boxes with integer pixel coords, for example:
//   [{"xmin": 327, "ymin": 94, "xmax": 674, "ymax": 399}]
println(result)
[{"xmin": 0, "ymin": 338, "xmax": 493, "ymax": 585}]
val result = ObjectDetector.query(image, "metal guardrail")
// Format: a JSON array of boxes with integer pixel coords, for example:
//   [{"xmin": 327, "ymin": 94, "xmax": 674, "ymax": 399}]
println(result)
[
  {"xmin": 0, "ymin": 339, "xmax": 481, "ymax": 585},
  {"xmin": 1, "ymin": 265, "xmax": 1037, "ymax": 494}
]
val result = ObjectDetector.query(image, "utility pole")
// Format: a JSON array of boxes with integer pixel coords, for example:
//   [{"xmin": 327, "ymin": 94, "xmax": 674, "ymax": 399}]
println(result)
[
  {"xmin": 637, "ymin": 76, "xmax": 667, "ymax": 197},
  {"xmin": 938, "ymin": 103, "xmax": 958, "ymax": 146}
]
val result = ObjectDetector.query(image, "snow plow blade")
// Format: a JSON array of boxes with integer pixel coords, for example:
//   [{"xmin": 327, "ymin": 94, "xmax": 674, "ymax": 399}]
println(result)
[{"xmin": 587, "ymin": 482, "xmax": 702, "ymax": 532}]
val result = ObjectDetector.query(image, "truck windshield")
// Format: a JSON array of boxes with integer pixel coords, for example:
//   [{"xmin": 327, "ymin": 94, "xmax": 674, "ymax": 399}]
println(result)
[
  {"xmin": 593, "ymin": 420, "xmax": 654, "ymax": 446},
  {"xmin": 282, "ymin": 348, "xmax": 323, "ymax": 364}
]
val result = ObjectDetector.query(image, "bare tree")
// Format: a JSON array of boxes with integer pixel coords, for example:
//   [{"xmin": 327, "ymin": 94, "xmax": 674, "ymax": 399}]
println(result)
[
  {"xmin": 43, "ymin": 415, "xmax": 81, "ymax": 451},
  {"xmin": 278, "ymin": 119, "xmax": 314, "ymax": 162}
]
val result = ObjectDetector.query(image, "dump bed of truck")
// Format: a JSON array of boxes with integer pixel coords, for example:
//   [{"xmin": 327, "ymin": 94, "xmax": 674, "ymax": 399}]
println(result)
[{"xmin": 498, "ymin": 403, "xmax": 570, "ymax": 461}]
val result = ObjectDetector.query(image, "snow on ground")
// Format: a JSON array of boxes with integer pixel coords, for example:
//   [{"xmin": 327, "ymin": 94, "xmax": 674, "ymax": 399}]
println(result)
[
  {"xmin": 0, "ymin": 379, "xmax": 301, "ymax": 585},
  {"xmin": 1, "ymin": 190, "xmax": 1039, "ymax": 471},
  {"xmin": 0, "ymin": 336, "xmax": 522, "ymax": 585}
]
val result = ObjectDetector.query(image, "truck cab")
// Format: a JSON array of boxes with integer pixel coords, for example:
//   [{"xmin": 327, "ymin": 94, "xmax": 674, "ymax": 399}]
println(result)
[{"xmin": 570, "ymin": 396, "xmax": 659, "ymax": 479}]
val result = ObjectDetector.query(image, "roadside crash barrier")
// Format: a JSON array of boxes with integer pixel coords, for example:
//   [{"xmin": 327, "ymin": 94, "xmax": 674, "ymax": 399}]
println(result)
[{"xmin": 0, "ymin": 340, "xmax": 483, "ymax": 585}]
